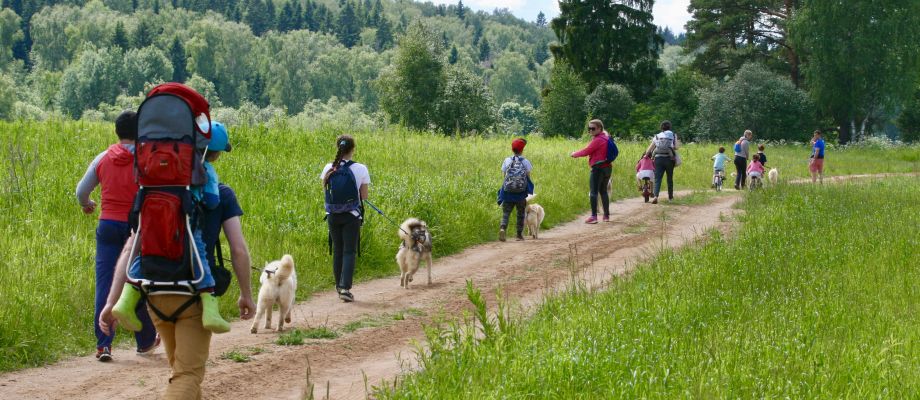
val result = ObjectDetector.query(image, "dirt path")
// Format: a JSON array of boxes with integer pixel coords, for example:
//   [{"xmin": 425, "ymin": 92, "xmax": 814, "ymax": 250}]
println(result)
[{"xmin": 1, "ymin": 191, "xmax": 744, "ymax": 400}]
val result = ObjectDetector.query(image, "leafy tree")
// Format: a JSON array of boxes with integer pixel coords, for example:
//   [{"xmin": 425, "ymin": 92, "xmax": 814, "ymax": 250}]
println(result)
[
  {"xmin": 648, "ymin": 66, "xmax": 713, "ymax": 141},
  {"xmin": 0, "ymin": 73, "xmax": 16, "ymax": 119},
  {"xmin": 539, "ymin": 62, "xmax": 587, "ymax": 137},
  {"xmin": 551, "ymin": 0, "xmax": 662, "ymax": 99},
  {"xmin": 373, "ymin": 16, "xmax": 393, "ymax": 51},
  {"xmin": 478, "ymin": 37, "xmax": 490, "ymax": 62},
  {"xmin": 0, "ymin": 8, "xmax": 23, "ymax": 69},
  {"xmin": 896, "ymin": 86, "xmax": 920, "ymax": 143},
  {"xmin": 111, "ymin": 21, "xmax": 129, "ymax": 50},
  {"xmin": 793, "ymin": 0, "xmax": 920, "ymax": 143},
  {"xmin": 687, "ymin": 0, "xmax": 800, "ymax": 85},
  {"xmin": 168, "ymin": 36, "xmax": 187, "ymax": 82},
  {"xmin": 434, "ymin": 67, "xmax": 495, "ymax": 135},
  {"xmin": 377, "ymin": 22, "xmax": 444, "ymax": 130},
  {"xmin": 584, "ymin": 83, "xmax": 634, "ymax": 127},
  {"xmin": 491, "ymin": 52, "xmax": 538, "ymax": 106},
  {"xmin": 691, "ymin": 63, "xmax": 814, "ymax": 141},
  {"xmin": 30, "ymin": 4, "xmax": 82, "ymax": 71},
  {"xmin": 336, "ymin": 1, "xmax": 360, "ymax": 48},
  {"xmin": 185, "ymin": 73, "xmax": 221, "ymax": 107},
  {"xmin": 498, "ymin": 101, "xmax": 538, "ymax": 135},
  {"xmin": 56, "ymin": 46, "xmax": 125, "ymax": 117},
  {"xmin": 185, "ymin": 18, "xmax": 257, "ymax": 106},
  {"xmin": 123, "ymin": 46, "xmax": 173, "ymax": 94},
  {"xmin": 535, "ymin": 11, "xmax": 546, "ymax": 27}
]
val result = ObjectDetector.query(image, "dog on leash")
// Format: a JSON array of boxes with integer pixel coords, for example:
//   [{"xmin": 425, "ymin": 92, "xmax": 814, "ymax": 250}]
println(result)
[
  {"xmin": 768, "ymin": 168, "xmax": 779, "ymax": 185},
  {"xmin": 396, "ymin": 218, "xmax": 433, "ymax": 288},
  {"xmin": 524, "ymin": 194, "xmax": 545, "ymax": 239},
  {"xmin": 250, "ymin": 254, "xmax": 297, "ymax": 334}
]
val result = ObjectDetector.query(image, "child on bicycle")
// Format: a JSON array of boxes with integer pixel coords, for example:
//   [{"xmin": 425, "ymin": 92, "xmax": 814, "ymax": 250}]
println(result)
[
  {"xmin": 746, "ymin": 153, "xmax": 765, "ymax": 183},
  {"xmin": 635, "ymin": 152, "xmax": 655, "ymax": 190},
  {"xmin": 712, "ymin": 146, "xmax": 728, "ymax": 187}
]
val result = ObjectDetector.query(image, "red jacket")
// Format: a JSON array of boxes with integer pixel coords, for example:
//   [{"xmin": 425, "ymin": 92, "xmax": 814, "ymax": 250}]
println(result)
[
  {"xmin": 96, "ymin": 144, "xmax": 139, "ymax": 222},
  {"xmin": 572, "ymin": 131, "xmax": 610, "ymax": 168}
]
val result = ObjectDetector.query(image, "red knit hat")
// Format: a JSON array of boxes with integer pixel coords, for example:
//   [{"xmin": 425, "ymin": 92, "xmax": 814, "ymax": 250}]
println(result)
[{"xmin": 511, "ymin": 138, "xmax": 527, "ymax": 153}]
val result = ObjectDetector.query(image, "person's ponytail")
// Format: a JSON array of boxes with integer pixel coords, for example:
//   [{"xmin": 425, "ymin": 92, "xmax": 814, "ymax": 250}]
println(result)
[{"xmin": 323, "ymin": 135, "xmax": 356, "ymax": 186}]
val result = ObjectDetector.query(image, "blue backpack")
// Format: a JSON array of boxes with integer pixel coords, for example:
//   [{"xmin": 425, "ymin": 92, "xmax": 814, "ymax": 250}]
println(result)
[
  {"xmin": 324, "ymin": 161, "xmax": 362, "ymax": 214},
  {"xmin": 595, "ymin": 135, "xmax": 619, "ymax": 167},
  {"xmin": 734, "ymin": 140, "xmax": 742, "ymax": 153}
]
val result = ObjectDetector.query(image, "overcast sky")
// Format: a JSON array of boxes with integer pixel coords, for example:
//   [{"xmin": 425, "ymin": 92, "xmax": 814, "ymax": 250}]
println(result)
[{"xmin": 430, "ymin": 0, "xmax": 692, "ymax": 33}]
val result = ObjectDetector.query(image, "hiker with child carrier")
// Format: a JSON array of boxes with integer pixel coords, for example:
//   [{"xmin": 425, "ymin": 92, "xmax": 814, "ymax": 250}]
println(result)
[{"xmin": 645, "ymin": 121, "xmax": 679, "ymax": 204}]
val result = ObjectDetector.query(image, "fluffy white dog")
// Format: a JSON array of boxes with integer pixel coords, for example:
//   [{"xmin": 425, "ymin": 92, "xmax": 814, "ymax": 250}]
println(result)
[
  {"xmin": 768, "ymin": 168, "xmax": 779, "ymax": 185},
  {"xmin": 396, "ymin": 218, "xmax": 433, "ymax": 288},
  {"xmin": 250, "ymin": 254, "xmax": 297, "ymax": 333},
  {"xmin": 524, "ymin": 194, "xmax": 545, "ymax": 239}
]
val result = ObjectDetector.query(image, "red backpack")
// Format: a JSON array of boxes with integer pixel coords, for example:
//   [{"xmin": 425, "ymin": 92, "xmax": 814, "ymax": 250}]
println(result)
[{"xmin": 129, "ymin": 82, "xmax": 212, "ymax": 295}]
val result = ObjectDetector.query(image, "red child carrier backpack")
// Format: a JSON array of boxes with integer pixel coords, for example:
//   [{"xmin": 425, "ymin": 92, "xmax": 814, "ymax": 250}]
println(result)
[{"xmin": 127, "ymin": 82, "xmax": 212, "ymax": 296}]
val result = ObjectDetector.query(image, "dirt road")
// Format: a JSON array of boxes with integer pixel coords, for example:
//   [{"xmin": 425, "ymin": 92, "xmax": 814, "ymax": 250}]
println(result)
[{"xmin": 0, "ymin": 191, "xmax": 743, "ymax": 400}]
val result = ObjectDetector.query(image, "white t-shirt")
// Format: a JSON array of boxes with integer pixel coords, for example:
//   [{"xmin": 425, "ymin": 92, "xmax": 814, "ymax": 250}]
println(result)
[
  {"xmin": 501, "ymin": 156, "xmax": 533, "ymax": 174},
  {"xmin": 320, "ymin": 161, "xmax": 370, "ymax": 217}
]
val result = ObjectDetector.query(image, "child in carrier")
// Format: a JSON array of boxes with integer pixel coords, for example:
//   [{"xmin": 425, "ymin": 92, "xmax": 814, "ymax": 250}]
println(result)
[
  {"xmin": 712, "ymin": 146, "xmax": 728, "ymax": 186},
  {"xmin": 635, "ymin": 152, "xmax": 655, "ymax": 190},
  {"xmin": 113, "ymin": 121, "xmax": 233, "ymax": 334},
  {"xmin": 747, "ymin": 153, "xmax": 765, "ymax": 181}
]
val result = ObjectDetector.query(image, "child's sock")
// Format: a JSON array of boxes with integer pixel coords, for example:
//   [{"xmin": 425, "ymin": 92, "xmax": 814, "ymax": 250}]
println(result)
[
  {"xmin": 112, "ymin": 283, "xmax": 143, "ymax": 332},
  {"xmin": 200, "ymin": 292, "xmax": 230, "ymax": 333}
]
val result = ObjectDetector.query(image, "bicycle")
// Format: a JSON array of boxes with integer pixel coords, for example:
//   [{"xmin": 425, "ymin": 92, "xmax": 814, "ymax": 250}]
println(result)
[
  {"xmin": 749, "ymin": 175, "xmax": 763, "ymax": 191},
  {"xmin": 641, "ymin": 178, "xmax": 652, "ymax": 202},
  {"xmin": 713, "ymin": 170, "xmax": 724, "ymax": 192}
]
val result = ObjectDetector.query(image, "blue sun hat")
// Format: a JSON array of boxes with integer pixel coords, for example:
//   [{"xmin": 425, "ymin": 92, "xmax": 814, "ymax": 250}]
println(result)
[{"xmin": 208, "ymin": 121, "xmax": 231, "ymax": 152}]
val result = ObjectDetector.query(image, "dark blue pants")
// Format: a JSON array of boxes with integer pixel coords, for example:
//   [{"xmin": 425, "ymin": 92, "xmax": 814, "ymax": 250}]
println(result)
[
  {"xmin": 589, "ymin": 166, "xmax": 612, "ymax": 217},
  {"xmin": 328, "ymin": 213, "xmax": 361, "ymax": 291},
  {"xmin": 95, "ymin": 220, "xmax": 157, "ymax": 350},
  {"xmin": 734, "ymin": 156, "xmax": 747, "ymax": 189},
  {"xmin": 654, "ymin": 157, "xmax": 675, "ymax": 199}
]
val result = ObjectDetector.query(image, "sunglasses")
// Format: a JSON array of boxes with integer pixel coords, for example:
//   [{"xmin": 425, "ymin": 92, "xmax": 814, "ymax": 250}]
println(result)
[{"xmin": 588, "ymin": 126, "xmax": 598, "ymax": 131}]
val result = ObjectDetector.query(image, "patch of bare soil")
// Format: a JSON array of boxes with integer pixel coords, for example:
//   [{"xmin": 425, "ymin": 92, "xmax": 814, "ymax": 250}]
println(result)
[{"xmin": 0, "ymin": 191, "xmax": 743, "ymax": 400}]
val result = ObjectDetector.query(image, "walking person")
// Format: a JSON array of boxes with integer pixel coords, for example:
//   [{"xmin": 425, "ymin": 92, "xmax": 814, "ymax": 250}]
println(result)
[
  {"xmin": 497, "ymin": 138, "xmax": 534, "ymax": 241},
  {"xmin": 733, "ymin": 130, "xmax": 753, "ymax": 189},
  {"xmin": 100, "ymin": 183, "xmax": 255, "ymax": 399},
  {"xmin": 646, "ymin": 121, "xmax": 679, "ymax": 204},
  {"xmin": 75, "ymin": 110, "xmax": 158, "ymax": 362},
  {"xmin": 320, "ymin": 135, "xmax": 370, "ymax": 302},
  {"xmin": 810, "ymin": 130, "xmax": 826, "ymax": 184},
  {"xmin": 570, "ymin": 119, "xmax": 613, "ymax": 223}
]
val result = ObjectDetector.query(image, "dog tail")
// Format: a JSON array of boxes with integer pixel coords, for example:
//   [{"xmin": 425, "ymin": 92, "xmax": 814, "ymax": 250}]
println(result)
[
  {"xmin": 274, "ymin": 254, "xmax": 295, "ymax": 283},
  {"xmin": 525, "ymin": 193, "xmax": 536, "ymax": 203}
]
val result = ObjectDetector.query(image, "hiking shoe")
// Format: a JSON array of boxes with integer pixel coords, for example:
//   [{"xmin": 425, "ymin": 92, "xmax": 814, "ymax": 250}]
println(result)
[
  {"xmin": 498, "ymin": 228, "xmax": 506, "ymax": 242},
  {"xmin": 651, "ymin": 197, "xmax": 658, "ymax": 204},
  {"xmin": 585, "ymin": 216, "xmax": 598, "ymax": 224},
  {"xmin": 602, "ymin": 215, "xmax": 610, "ymax": 222},
  {"xmin": 112, "ymin": 283, "xmax": 143, "ymax": 332},
  {"xmin": 137, "ymin": 334, "xmax": 161, "ymax": 355},
  {"xmin": 201, "ymin": 293, "xmax": 231, "ymax": 334},
  {"xmin": 339, "ymin": 290, "xmax": 354, "ymax": 303},
  {"xmin": 515, "ymin": 233, "xmax": 524, "ymax": 241},
  {"xmin": 96, "ymin": 347, "xmax": 112, "ymax": 362}
]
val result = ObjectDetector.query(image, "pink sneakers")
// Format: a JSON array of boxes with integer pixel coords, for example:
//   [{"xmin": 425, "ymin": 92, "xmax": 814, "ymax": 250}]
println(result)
[{"xmin": 585, "ymin": 216, "xmax": 598, "ymax": 224}]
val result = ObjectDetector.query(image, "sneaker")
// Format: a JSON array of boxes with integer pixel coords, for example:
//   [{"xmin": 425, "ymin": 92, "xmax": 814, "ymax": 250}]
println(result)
[
  {"xmin": 96, "ymin": 347, "xmax": 112, "ymax": 362},
  {"xmin": 515, "ymin": 233, "xmax": 524, "ymax": 241},
  {"xmin": 498, "ymin": 228, "xmax": 506, "ymax": 242},
  {"xmin": 651, "ymin": 197, "xmax": 658, "ymax": 204},
  {"xmin": 137, "ymin": 334, "xmax": 161, "ymax": 355},
  {"xmin": 602, "ymin": 215, "xmax": 610, "ymax": 222},
  {"xmin": 339, "ymin": 290, "xmax": 354, "ymax": 303},
  {"xmin": 584, "ymin": 216, "xmax": 598, "ymax": 224}
]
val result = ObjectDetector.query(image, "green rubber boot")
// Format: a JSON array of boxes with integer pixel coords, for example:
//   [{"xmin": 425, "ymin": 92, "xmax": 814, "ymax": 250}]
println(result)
[
  {"xmin": 201, "ymin": 293, "xmax": 230, "ymax": 334},
  {"xmin": 112, "ymin": 283, "xmax": 142, "ymax": 332}
]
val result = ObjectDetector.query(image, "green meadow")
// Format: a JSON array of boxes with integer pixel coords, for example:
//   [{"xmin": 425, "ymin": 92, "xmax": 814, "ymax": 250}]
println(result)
[
  {"xmin": 379, "ymin": 177, "xmax": 920, "ymax": 399},
  {"xmin": 0, "ymin": 120, "xmax": 918, "ymax": 371}
]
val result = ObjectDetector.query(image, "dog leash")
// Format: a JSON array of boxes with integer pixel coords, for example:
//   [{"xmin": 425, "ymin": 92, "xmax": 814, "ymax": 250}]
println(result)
[{"xmin": 364, "ymin": 200, "xmax": 410, "ymax": 236}]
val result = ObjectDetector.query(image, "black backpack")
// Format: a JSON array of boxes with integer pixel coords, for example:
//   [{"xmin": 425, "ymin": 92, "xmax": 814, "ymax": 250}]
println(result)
[
  {"xmin": 324, "ymin": 161, "xmax": 362, "ymax": 214},
  {"xmin": 503, "ymin": 156, "xmax": 527, "ymax": 193}
]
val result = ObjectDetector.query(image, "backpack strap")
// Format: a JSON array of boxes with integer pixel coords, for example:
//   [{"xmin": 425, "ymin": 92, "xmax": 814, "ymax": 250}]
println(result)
[{"xmin": 139, "ymin": 289, "xmax": 201, "ymax": 323}]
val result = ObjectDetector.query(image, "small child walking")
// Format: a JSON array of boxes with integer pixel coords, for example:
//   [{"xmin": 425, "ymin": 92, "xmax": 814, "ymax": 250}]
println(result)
[{"xmin": 498, "ymin": 138, "xmax": 533, "ymax": 242}]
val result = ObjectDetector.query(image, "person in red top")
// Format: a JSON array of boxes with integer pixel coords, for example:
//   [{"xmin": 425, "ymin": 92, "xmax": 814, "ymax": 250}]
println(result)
[
  {"xmin": 76, "ymin": 110, "xmax": 158, "ymax": 362},
  {"xmin": 570, "ymin": 119, "xmax": 612, "ymax": 224}
]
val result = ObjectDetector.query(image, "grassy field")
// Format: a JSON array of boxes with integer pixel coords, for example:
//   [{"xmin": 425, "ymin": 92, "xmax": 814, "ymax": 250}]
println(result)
[
  {"xmin": 0, "ymin": 119, "xmax": 917, "ymax": 371},
  {"xmin": 379, "ymin": 177, "xmax": 920, "ymax": 398}
]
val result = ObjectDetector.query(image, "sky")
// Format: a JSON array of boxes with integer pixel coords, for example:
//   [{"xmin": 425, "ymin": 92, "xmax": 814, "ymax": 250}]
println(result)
[{"xmin": 430, "ymin": 0, "xmax": 692, "ymax": 33}]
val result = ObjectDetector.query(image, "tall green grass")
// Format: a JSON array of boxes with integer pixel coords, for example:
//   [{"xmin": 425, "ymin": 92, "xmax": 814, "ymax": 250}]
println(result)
[
  {"xmin": 379, "ymin": 177, "xmax": 920, "ymax": 398},
  {"xmin": 0, "ymin": 120, "xmax": 917, "ymax": 371}
]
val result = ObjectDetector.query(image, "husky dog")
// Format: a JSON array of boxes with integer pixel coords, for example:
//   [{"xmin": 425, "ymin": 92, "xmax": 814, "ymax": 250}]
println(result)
[
  {"xmin": 768, "ymin": 168, "xmax": 779, "ymax": 185},
  {"xmin": 524, "ymin": 194, "xmax": 545, "ymax": 239},
  {"xmin": 250, "ymin": 254, "xmax": 297, "ymax": 333},
  {"xmin": 395, "ymin": 218, "xmax": 433, "ymax": 288}
]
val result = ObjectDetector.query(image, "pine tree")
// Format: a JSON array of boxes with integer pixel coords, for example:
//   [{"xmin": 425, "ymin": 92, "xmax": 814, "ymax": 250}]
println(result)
[
  {"xmin": 168, "ymin": 36, "xmax": 187, "ymax": 82},
  {"xmin": 131, "ymin": 0, "xmax": 137, "ymax": 11},
  {"xmin": 245, "ymin": 0, "xmax": 271, "ymax": 35},
  {"xmin": 278, "ymin": 1, "xmax": 294, "ymax": 32},
  {"xmin": 533, "ymin": 39, "xmax": 549, "ymax": 64},
  {"xmin": 441, "ymin": 31, "xmax": 449, "ymax": 49},
  {"xmin": 336, "ymin": 1, "xmax": 360, "ymax": 48},
  {"xmin": 472, "ymin": 21, "xmax": 482, "ymax": 45},
  {"xmin": 292, "ymin": 1, "xmax": 303, "ymax": 30},
  {"xmin": 478, "ymin": 38, "xmax": 490, "ymax": 62},
  {"xmin": 303, "ymin": 0, "xmax": 316, "ymax": 31},
  {"xmin": 112, "ymin": 21, "xmax": 129, "ymax": 50},
  {"xmin": 133, "ymin": 17, "xmax": 156, "ymax": 48},
  {"xmin": 374, "ymin": 16, "xmax": 393, "ymax": 51},
  {"xmin": 456, "ymin": 0, "xmax": 464, "ymax": 20},
  {"xmin": 535, "ymin": 11, "xmax": 546, "ymax": 27},
  {"xmin": 265, "ymin": 0, "xmax": 276, "ymax": 32},
  {"xmin": 371, "ymin": 0, "xmax": 382, "ymax": 27},
  {"xmin": 153, "ymin": 0, "xmax": 160, "ymax": 13},
  {"xmin": 449, "ymin": 45, "xmax": 458, "ymax": 64}
]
